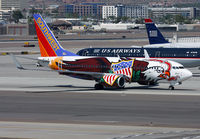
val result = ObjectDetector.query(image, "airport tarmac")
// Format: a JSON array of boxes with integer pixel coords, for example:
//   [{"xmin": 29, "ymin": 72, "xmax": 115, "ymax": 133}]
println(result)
[{"xmin": 1, "ymin": 41, "xmax": 200, "ymax": 138}]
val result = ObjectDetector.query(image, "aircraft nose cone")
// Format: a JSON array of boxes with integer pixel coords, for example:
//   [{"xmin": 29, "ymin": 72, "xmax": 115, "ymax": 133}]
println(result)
[{"xmin": 183, "ymin": 69, "xmax": 193, "ymax": 81}]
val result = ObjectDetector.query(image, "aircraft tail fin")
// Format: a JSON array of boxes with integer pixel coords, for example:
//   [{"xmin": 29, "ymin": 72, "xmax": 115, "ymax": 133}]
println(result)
[
  {"xmin": 144, "ymin": 19, "xmax": 169, "ymax": 45},
  {"xmin": 33, "ymin": 14, "xmax": 78, "ymax": 57}
]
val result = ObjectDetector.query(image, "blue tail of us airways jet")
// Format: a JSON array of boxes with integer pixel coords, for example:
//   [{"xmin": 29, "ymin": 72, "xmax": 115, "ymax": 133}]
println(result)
[
  {"xmin": 33, "ymin": 14, "xmax": 78, "ymax": 57},
  {"xmin": 144, "ymin": 19, "xmax": 169, "ymax": 45}
]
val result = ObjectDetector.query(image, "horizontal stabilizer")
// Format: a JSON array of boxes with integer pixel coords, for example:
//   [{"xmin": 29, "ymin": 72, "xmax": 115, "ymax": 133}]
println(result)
[{"xmin": 10, "ymin": 54, "xmax": 25, "ymax": 70}]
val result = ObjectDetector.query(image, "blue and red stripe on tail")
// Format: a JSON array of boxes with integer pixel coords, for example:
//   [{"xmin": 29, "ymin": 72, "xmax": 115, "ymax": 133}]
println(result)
[
  {"xmin": 144, "ymin": 19, "xmax": 169, "ymax": 45},
  {"xmin": 33, "ymin": 14, "xmax": 78, "ymax": 57}
]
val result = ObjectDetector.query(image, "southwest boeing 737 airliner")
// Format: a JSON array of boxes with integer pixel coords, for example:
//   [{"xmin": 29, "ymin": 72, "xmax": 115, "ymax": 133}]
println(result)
[{"xmin": 12, "ymin": 14, "xmax": 192, "ymax": 90}]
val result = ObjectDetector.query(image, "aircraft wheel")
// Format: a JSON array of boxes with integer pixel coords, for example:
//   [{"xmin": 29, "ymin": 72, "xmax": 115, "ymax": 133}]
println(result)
[
  {"xmin": 95, "ymin": 84, "xmax": 104, "ymax": 90},
  {"xmin": 169, "ymin": 86, "xmax": 174, "ymax": 90}
]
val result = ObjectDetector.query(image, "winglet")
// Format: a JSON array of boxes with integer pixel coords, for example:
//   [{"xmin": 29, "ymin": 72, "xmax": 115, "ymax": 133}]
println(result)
[
  {"xmin": 10, "ymin": 54, "xmax": 25, "ymax": 70},
  {"xmin": 144, "ymin": 49, "xmax": 150, "ymax": 59}
]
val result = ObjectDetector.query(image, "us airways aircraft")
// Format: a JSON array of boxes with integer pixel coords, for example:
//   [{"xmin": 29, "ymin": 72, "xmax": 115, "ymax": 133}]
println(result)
[
  {"xmin": 77, "ymin": 47, "xmax": 200, "ymax": 68},
  {"xmin": 77, "ymin": 19, "xmax": 200, "ymax": 68},
  {"xmin": 12, "ymin": 14, "xmax": 192, "ymax": 90},
  {"xmin": 77, "ymin": 20, "xmax": 200, "ymax": 68}
]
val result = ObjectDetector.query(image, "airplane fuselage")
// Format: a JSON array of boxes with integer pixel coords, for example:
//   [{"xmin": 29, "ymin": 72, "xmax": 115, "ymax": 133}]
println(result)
[
  {"xmin": 38, "ymin": 56, "xmax": 192, "ymax": 87},
  {"xmin": 77, "ymin": 47, "xmax": 200, "ymax": 68}
]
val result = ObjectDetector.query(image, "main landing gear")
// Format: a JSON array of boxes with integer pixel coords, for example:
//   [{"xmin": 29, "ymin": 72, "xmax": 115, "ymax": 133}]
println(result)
[
  {"xmin": 94, "ymin": 83, "xmax": 104, "ymax": 90},
  {"xmin": 169, "ymin": 85, "xmax": 175, "ymax": 90}
]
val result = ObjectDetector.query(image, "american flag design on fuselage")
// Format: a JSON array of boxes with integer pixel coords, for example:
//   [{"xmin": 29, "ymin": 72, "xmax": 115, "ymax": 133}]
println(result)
[
  {"xmin": 111, "ymin": 60, "xmax": 134, "ymax": 80},
  {"xmin": 103, "ymin": 75, "xmax": 119, "ymax": 86}
]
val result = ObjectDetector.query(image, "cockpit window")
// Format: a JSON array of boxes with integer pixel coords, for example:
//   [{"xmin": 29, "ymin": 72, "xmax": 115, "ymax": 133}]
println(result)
[{"xmin": 172, "ymin": 66, "xmax": 184, "ymax": 69}]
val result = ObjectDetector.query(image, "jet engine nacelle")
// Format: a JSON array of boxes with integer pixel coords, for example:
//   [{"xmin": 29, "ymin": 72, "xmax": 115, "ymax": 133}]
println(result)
[
  {"xmin": 116, "ymin": 76, "xmax": 125, "ymax": 88},
  {"xmin": 101, "ymin": 76, "xmax": 125, "ymax": 88}
]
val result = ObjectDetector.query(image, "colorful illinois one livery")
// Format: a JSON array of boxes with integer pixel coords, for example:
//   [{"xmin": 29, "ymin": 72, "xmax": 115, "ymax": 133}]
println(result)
[{"xmin": 33, "ymin": 14, "xmax": 78, "ymax": 57}]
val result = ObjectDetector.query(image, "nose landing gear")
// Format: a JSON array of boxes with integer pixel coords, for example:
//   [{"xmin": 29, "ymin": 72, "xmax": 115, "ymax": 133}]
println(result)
[{"xmin": 169, "ymin": 85, "xmax": 174, "ymax": 90}]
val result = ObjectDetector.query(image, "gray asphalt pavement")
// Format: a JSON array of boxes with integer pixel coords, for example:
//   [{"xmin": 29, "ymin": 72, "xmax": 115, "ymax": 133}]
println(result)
[{"xmin": 0, "ymin": 90, "xmax": 200, "ymax": 128}]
